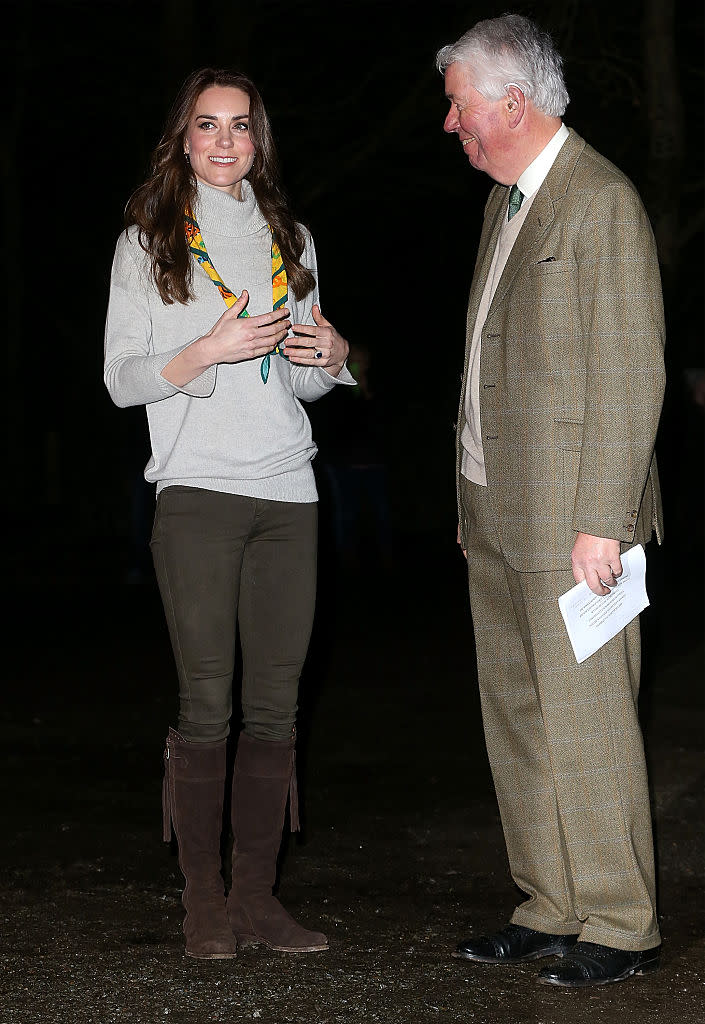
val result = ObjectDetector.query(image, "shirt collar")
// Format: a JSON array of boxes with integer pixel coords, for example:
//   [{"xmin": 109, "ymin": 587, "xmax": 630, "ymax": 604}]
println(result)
[{"xmin": 516, "ymin": 123, "xmax": 569, "ymax": 199}]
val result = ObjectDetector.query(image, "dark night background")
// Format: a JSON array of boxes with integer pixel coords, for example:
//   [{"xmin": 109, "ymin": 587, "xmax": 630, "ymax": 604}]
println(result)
[
  {"xmin": 2, "ymin": 1, "xmax": 703, "ymax": 1021},
  {"xmin": 5, "ymin": 0, "xmax": 703, "ymax": 576}
]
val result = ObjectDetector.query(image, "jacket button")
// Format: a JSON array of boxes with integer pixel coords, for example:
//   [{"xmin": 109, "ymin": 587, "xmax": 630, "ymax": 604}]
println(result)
[{"xmin": 626, "ymin": 524, "xmax": 634, "ymax": 532}]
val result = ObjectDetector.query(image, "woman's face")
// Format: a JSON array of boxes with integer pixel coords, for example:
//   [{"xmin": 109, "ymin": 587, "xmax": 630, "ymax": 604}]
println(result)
[{"xmin": 183, "ymin": 86, "xmax": 255, "ymax": 199}]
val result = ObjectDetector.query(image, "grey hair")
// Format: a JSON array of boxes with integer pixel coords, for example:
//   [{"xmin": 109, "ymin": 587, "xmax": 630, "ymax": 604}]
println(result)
[{"xmin": 436, "ymin": 14, "xmax": 569, "ymax": 117}]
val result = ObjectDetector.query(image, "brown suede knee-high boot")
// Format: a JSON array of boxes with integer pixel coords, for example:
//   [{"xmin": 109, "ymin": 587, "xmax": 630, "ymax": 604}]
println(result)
[
  {"xmin": 226, "ymin": 732, "xmax": 328, "ymax": 953},
  {"xmin": 163, "ymin": 728, "xmax": 237, "ymax": 959}
]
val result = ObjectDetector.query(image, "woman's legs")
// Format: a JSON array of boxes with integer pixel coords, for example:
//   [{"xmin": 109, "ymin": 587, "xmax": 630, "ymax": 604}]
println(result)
[
  {"xmin": 162, "ymin": 729, "xmax": 236, "ymax": 958},
  {"xmin": 227, "ymin": 499, "xmax": 327, "ymax": 951},
  {"xmin": 238, "ymin": 498, "xmax": 318, "ymax": 741},
  {"xmin": 151, "ymin": 486, "xmax": 254, "ymax": 742},
  {"xmin": 152, "ymin": 486, "xmax": 254, "ymax": 958},
  {"xmin": 152, "ymin": 488, "xmax": 324, "ymax": 954},
  {"xmin": 152, "ymin": 486, "xmax": 318, "ymax": 741}
]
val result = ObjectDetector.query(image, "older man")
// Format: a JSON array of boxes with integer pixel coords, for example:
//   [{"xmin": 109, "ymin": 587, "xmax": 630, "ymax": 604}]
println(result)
[{"xmin": 438, "ymin": 15, "xmax": 665, "ymax": 988}]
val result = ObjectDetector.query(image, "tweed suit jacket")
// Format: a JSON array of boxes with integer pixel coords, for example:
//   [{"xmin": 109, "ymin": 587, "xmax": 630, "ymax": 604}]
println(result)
[{"xmin": 457, "ymin": 129, "xmax": 665, "ymax": 573}]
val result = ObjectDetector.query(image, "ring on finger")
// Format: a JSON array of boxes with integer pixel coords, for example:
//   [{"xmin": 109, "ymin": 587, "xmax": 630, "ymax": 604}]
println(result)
[{"xmin": 315, "ymin": 349, "xmax": 323, "ymax": 359}]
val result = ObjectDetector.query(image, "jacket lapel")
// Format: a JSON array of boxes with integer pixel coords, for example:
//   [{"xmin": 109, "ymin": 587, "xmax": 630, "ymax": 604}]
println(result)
[
  {"xmin": 488, "ymin": 129, "xmax": 586, "ymax": 316},
  {"xmin": 465, "ymin": 186, "xmax": 506, "ymax": 342}
]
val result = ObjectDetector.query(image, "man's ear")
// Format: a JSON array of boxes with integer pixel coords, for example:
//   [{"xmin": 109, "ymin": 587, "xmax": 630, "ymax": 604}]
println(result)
[{"xmin": 505, "ymin": 84, "xmax": 526, "ymax": 129}]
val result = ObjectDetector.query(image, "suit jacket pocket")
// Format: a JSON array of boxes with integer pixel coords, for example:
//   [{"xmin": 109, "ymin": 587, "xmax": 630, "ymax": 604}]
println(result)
[
  {"xmin": 527, "ymin": 258, "xmax": 573, "ymax": 276},
  {"xmin": 554, "ymin": 419, "xmax": 583, "ymax": 451}
]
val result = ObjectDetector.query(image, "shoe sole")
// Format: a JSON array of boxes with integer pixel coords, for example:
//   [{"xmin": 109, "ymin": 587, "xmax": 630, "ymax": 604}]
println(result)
[
  {"xmin": 236, "ymin": 933, "xmax": 329, "ymax": 953},
  {"xmin": 185, "ymin": 950, "xmax": 237, "ymax": 960},
  {"xmin": 453, "ymin": 948, "xmax": 571, "ymax": 964},
  {"xmin": 537, "ymin": 961, "xmax": 660, "ymax": 988}
]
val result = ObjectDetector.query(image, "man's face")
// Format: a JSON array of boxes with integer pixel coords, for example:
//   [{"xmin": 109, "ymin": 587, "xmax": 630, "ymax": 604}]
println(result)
[{"xmin": 443, "ymin": 63, "xmax": 514, "ymax": 185}]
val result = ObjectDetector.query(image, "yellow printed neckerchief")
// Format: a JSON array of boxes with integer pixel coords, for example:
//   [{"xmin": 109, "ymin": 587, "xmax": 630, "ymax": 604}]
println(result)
[{"xmin": 185, "ymin": 209, "xmax": 288, "ymax": 383}]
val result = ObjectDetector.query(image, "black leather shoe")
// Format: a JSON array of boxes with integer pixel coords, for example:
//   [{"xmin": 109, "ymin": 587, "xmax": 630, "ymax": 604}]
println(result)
[
  {"xmin": 537, "ymin": 941, "xmax": 661, "ymax": 987},
  {"xmin": 454, "ymin": 923, "xmax": 579, "ymax": 963}
]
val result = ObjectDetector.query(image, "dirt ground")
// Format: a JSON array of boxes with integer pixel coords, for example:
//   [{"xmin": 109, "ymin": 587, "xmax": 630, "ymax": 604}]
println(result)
[{"xmin": 2, "ymin": 536, "xmax": 703, "ymax": 1024}]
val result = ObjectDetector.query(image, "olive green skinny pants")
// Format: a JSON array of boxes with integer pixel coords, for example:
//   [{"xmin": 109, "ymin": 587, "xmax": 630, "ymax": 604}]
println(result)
[{"xmin": 151, "ymin": 485, "xmax": 317, "ymax": 744}]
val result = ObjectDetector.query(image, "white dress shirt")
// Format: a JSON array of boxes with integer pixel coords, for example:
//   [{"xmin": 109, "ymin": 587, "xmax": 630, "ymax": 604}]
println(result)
[{"xmin": 461, "ymin": 123, "xmax": 570, "ymax": 485}]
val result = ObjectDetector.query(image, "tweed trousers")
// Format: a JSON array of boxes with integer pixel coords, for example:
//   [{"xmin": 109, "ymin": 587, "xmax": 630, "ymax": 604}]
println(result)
[{"xmin": 461, "ymin": 475, "xmax": 660, "ymax": 951}]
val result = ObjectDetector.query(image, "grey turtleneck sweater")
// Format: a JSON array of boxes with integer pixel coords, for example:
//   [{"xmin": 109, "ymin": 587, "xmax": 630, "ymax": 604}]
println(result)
[{"xmin": 104, "ymin": 180, "xmax": 354, "ymax": 502}]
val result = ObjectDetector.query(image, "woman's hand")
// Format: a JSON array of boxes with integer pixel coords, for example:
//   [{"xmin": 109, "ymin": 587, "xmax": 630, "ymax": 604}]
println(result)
[
  {"xmin": 285, "ymin": 305, "xmax": 349, "ymax": 377},
  {"xmin": 199, "ymin": 291, "xmax": 291, "ymax": 366},
  {"xmin": 161, "ymin": 291, "xmax": 291, "ymax": 386}
]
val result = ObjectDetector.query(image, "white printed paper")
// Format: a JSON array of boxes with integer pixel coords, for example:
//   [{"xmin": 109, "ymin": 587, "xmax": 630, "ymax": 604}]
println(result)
[{"xmin": 558, "ymin": 544, "xmax": 649, "ymax": 664}]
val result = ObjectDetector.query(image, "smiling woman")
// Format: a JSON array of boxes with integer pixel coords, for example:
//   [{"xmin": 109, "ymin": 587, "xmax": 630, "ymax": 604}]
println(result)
[
  {"xmin": 104, "ymin": 67, "xmax": 355, "ymax": 962},
  {"xmin": 123, "ymin": 69, "xmax": 318, "ymax": 306},
  {"xmin": 183, "ymin": 86, "xmax": 255, "ymax": 198}
]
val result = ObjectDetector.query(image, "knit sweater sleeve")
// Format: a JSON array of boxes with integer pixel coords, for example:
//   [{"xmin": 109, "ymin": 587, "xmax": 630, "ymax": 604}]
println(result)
[
  {"xmin": 103, "ymin": 231, "xmax": 217, "ymax": 409},
  {"xmin": 288, "ymin": 231, "xmax": 356, "ymax": 401}
]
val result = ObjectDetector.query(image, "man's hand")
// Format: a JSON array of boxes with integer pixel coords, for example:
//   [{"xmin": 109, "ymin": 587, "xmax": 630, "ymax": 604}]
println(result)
[
  {"xmin": 457, "ymin": 522, "xmax": 467, "ymax": 560},
  {"xmin": 571, "ymin": 532, "xmax": 622, "ymax": 596}
]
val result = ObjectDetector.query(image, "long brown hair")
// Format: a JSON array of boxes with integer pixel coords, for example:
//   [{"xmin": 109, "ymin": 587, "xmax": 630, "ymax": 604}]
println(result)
[{"xmin": 125, "ymin": 68, "xmax": 315, "ymax": 304}]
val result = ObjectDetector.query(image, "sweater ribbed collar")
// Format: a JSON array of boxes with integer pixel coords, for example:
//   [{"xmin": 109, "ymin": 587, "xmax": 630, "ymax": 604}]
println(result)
[{"xmin": 193, "ymin": 179, "xmax": 267, "ymax": 239}]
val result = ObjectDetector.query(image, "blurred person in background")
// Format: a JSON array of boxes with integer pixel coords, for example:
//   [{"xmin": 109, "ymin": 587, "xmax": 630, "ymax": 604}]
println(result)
[{"xmin": 317, "ymin": 342, "xmax": 391, "ymax": 576}]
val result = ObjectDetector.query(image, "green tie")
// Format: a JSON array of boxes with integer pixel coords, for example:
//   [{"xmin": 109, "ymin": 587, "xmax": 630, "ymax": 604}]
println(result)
[{"xmin": 508, "ymin": 184, "xmax": 524, "ymax": 220}]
